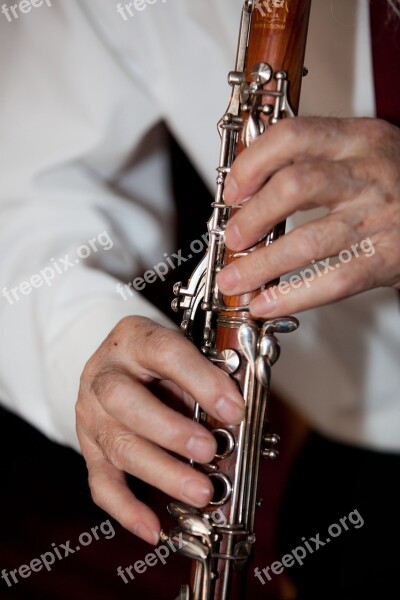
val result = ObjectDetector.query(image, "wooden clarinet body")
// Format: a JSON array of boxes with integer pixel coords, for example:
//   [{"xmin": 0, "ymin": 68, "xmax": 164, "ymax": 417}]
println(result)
[{"xmin": 161, "ymin": 2, "xmax": 312, "ymax": 598}]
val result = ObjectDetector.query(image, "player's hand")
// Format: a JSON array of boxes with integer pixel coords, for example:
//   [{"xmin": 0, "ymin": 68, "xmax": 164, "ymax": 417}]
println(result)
[
  {"xmin": 76, "ymin": 316, "xmax": 244, "ymax": 545},
  {"xmin": 217, "ymin": 117, "xmax": 400, "ymax": 316}
]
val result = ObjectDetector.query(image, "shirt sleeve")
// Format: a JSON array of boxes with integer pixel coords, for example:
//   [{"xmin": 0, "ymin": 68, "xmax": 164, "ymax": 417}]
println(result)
[{"xmin": 0, "ymin": 1, "xmax": 175, "ymax": 451}]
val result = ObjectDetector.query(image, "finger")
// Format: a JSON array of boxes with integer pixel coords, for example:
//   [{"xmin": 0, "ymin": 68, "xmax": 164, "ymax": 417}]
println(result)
[
  {"xmin": 80, "ymin": 436, "xmax": 161, "ymax": 546},
  {"xmin": 248, "ymin": 251, "xmax": 379, "ymax": 317},
  {"xmin": 155, "ymin": 379, "xmax": 195, "ymax": 409},
  {"xmin": 150, "ymin": 379, "xmax": 197, "ymax": 416},
  {"xmin": 92, "ymin": 370, "xmax": 217, "ymax": 464},
  {"xmin": 108, "ymin": 319, "xmax": 245, "ymax": 424},
  {"xmin": 218, "ymin": 211, "xmax": 360, "ymax": 296},
  {"xmin": 224, "ymin": 159, "xmax": 366, "ymax": 252},
  {"xmin": 224, "ymin": 117, "xmax": 368, "ymax": 205},
  {"xmin": 84, "ymin": 422, "xmax": 214, "ymax": 514}
]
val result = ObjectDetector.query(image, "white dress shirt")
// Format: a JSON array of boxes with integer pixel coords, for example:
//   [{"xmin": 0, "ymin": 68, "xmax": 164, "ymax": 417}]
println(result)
[{"xmin": 0, "ymin": 0, "xmax": 399, "ymax": 452}]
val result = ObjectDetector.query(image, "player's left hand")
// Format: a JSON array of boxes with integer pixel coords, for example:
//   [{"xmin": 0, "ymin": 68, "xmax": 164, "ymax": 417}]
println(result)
[{"xmin": 217, "ymin": 117, "xmax": 400, "ymax": 316}]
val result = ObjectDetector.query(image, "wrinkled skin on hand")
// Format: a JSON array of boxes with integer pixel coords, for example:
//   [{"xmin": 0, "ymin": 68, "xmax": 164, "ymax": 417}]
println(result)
[
  {"xmin": 217, "ymin": 117, "xmax": 400, "ymax": 316},
  {"xmin": 76, "ymin": 316, "xmax": 244, "ymax": 545},
  {"xmin": 77, "ymin": 118, "xmax": 400, "ymax": 546}
]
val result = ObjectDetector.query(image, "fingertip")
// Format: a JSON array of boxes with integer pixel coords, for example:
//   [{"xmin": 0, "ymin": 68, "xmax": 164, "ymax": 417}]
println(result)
[
  {"xmin": 181, "ymin": 478, "xmax": 213, "ymax": 508},
  {"xmin": 186, "ymin": 433, "xmax": 217, "ymax": 464},
  {"xmin": 134, "ymin": 523, "xmax": 161, "ymax": 546},
  {"xmin": 86, "ymin": 457, "xmax": 162, "ymax": 545},
  {"xmin": 215, "ymin": 396, "xmax": 245, "ymax": 425},
  {"xmin": 216, "ymin": 264, "xmax": 241, "ymax": 294},
  {"xmin": 249, "ymin": 293, "xmax": 278, "ymax": 318}
]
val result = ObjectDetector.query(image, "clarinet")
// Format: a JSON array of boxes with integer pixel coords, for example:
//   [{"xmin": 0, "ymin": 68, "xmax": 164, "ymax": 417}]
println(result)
[{"xmin": 161, "ymin": 1, "xmax": 311, "ymax": 598}]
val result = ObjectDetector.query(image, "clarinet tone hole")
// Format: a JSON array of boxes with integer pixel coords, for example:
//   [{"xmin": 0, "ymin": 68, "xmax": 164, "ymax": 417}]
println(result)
[
  {"xmin": 208, "ymin": 473, "xmax": 232, "ymax": 506},
  {"xmin": 212, "ymin": 429, "xmax": 235, "ymax": 460}
]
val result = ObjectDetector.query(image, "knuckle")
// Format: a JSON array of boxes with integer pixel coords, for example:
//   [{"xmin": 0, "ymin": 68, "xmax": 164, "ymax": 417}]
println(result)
[
  {"xmin": 93, "ymin": 426, "xmax": 115, "ymax": 461},
  {"xmin": 106, "ymin": 316, "xmax": 141, "ymax": 354},
  {"xmin": 278, "ymin": 115, "xmax": 303, "ymax": 138},
  {"xmin": 90, "ymin": 367, "xmax": 120, "ymax": 401},
  {"xmin": 87, "ymin": 460, "xmax": 109, "ymax": 508},
  {"xmin": 146, "ymin": 328, "xmax": 170, "ymax": 353},
  {"xmin": 298, "ymin": 226, "xmax": 324, "ymax": 259},
  {"xmin": 79, "ymin": 337, "xmax": 120, "ymax": 394},
  {"xmin": 113, "ymin": 314, "xmax": 134, "ymax": 332},
  {"xmin": 109, "ymin": 315, "xmax": 160, "ymax": 354},
  {"xmin": 111, "ymin": 431, "xmax": 137, "ymax": 471},
  {"xmin": 93, "ymin": 425, "xmax": 135, "ymax": 473},
  {"xmin": 358, "ymin": 118, "xmax": 399, "ymax": 157},
  {"xmin": 276, "ymin": 165, "xmax": 306, "ymax": 201},
  {"xmin": 145, "ymin": 327, "xmax": 182, "ymax": 363},
  {"xmin": 75, "ymin": 396, "xmax": 86, "ymax": 425},
  {"xmin": 76, "ymin": 381, "xmax": 100, "ymax": 436},
  {"xmin": 88, "ymin": 473, "xmax": 104, "ymax": 509},
  {"xmin": 113, "ymin": 314, "xmax": 153, "ymax": 339},
  {"xmin": 79, "ymin": 354, "xmax": 97, "ymax": 391},
  {"xmin": 367, "ymin": 118, "xmax": 393, "ymax": 143}
]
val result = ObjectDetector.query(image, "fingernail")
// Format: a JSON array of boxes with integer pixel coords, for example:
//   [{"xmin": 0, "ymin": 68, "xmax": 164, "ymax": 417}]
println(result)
[
  {"xmin": 224, "ymin": 175, "xmax": 239, "ymax": 204},
  {"xmin": 217, "ymin": 264, "xmax": 241, "ymax": 292},
  {"xmin": 186, "ymin": 435, "xmax": 216, "ymax": 463},
  {"xmin": 182, "ymin": 479, "xmax": 212, "ymax": 506},
  {"xmin": 250, "ymin": 293, "xmax": 277, "ymax": 317},
  {"xmin": 215, "ymin": 396, "xmax": 244, "ymax": 424},
  {"xmin": 225, "ymin": 222, "xmax": 243, "ymax": 250},
  {"xmin": 134, "ymin": 524, "xmax": 160, "ymax": 546}
]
